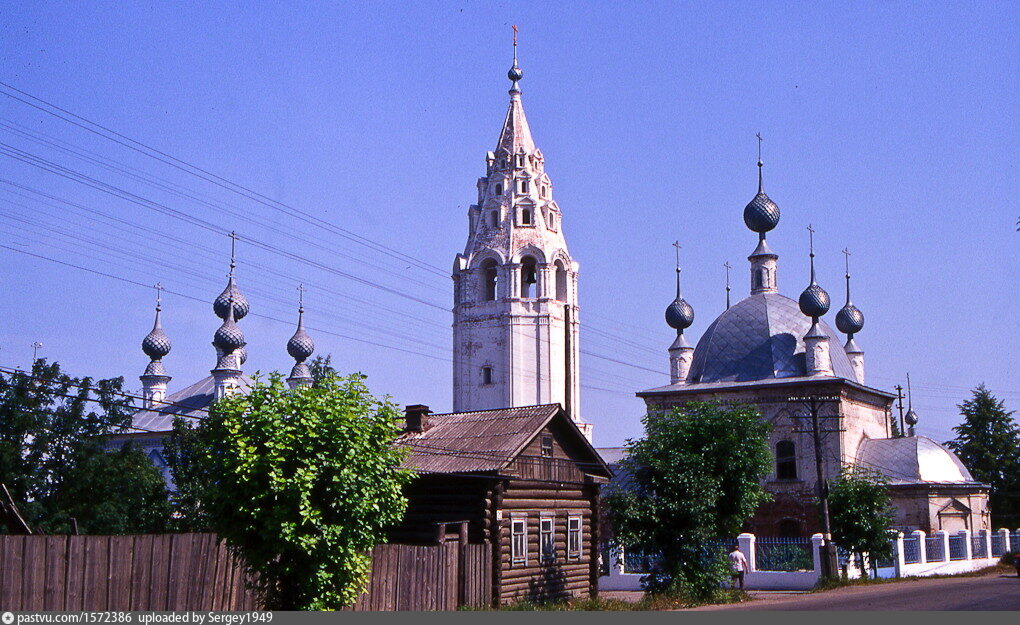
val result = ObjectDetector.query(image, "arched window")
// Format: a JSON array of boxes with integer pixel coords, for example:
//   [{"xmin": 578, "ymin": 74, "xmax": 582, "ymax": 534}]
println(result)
[
  {"xmin": 522, "ymin": 208, "xmax": 533, "ymax": 225},
  {"xmin": 521, "ymin": 180, "xmax": 529, "ymax": 193},
  {"xmin": 481, "ymin": 366, "xmax": 493, "ymax": 385},
  {"xmin": 490, "ymin": 211, "xmax": 499, "ymax": 227},
  {"xmin": 495, "ymin": 183, "xmax": 503, "ymax": 196},
  {"xmin": 480, "ymin": 259, "xmax": 498, "ymax": 301},
  {"xmin": 778, "ymin": 519, "xmax": 802, "ymax": 538},
  {"xmin": 776, "ymin": 440, "xmax": 797, "ymax": 480},
  {"xmin": 520, "ymin": 256, "xmax": 538, "ymax": 298},
  {"xmin": 757, "ymin": 267, "xmax": 769, "ymax": 290},
  {"xmin": 555, "ymin": 261, "xmax": 568, "ymax": 301}
]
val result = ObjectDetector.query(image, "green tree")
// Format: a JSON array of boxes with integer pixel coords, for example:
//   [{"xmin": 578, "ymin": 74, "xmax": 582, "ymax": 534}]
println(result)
[
  {"xmin": 605, "ymin": 402, "xmax": 772, "ymax": 597},
  {"xmin": 828, "ymin": 467, "xmax": 894, "ymax": 578},
  {"xmin": 189, "ymin": 372, "xmax": 413, "ymax": 610},
  {"xmin": 308, "ymin": 354, "xmax": 337, "ymax": 385},
  {"xmin": 163, "ymin": 416, "xmax": 210, "ymax": 532},
  {"xmin": 946, "ymin": 385, "xmax": 1020, "ymax": 528},
  {"xmin": 0, "ymin": 360, "xmax": 170, "ymax": 534}
]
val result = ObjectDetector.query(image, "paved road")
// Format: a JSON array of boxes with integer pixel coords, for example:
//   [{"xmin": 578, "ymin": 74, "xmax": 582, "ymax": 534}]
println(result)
[{"xmin": 689, "ymin": 572, "xmax": 1020, "ymax": 611}]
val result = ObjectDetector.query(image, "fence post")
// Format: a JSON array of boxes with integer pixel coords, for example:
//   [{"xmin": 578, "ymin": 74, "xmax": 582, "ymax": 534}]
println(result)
[
  {"xmin": 614, "ymin": 544, "xmax": 626, "ymax": 575},
  {"xmin": 912, "ymin": 530, "xmax": 926, "ymax": 564},
  {"xmin": 960, "ymin": 529, "xmax": 972, "ymax": 561},
  {"xmin": 737, "ymin": 533, "xmax": 755, "ymax": 572},
  {"xmin": 1000, "ymin": 528, "xmax": 1011, "ymax": 553},
  {"xmin": 810, "ymin": 533, "xmax": 824, "ymax": 575},
  {"xmin": 893, "ymin": 532, "xmax": 905, "ymax": 578},
  {"xmin": 981, "ymin": 529, "xmax": 991, "ymax": 561},
  {"xmin": 934, "ymin": 530, "xmax": 950, "ymax": 562}
]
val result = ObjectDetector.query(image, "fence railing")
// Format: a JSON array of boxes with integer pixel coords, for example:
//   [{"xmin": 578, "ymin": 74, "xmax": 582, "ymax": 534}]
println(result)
[
  {"xmin": 970, "ymin": 534, "xmax": 988, "ymax": 559},
  {"xmin": 925, "ymin": 535, "xmax": 945, "ymax": 562},
  {"xmin": 948, "ymin": 534, "xmax": 968, "ymax": 560},
  {"xmin": 754, "ymin": 537, "xmax": 814, "ymax": 572},
  {"xmin": 902, "ymin": 536, "xmax": 921, "ymax": 564}
]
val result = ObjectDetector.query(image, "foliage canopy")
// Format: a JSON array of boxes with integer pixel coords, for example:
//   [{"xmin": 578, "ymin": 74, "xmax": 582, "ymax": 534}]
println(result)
[
  {"xmin": 605, "ymin": 402, "xmax": 772, "ymax": 596},
  {"xmin": 828, "ymin": 467, "xmax": 894, "ymax": 577},
  {"xmin": 0, "ymin": 360, "xmax": 170, "ymax": 534},
  {"xmin": 946, "ymin": 384, "xmax": 1020, "ymax": 528},
  {"xmin": 185, "ymin": 372, "xmax": 413, "ymax": 610}
]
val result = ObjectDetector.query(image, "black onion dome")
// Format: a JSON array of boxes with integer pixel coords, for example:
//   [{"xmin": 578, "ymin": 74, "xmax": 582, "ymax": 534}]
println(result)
[
  {"xmin": 799, "ymin": 283, "xmax": 830, "ymax": 318},
  {"xmin": 213, "ymin": 317, "xmax": 246, "ymax": 352},
  {"xmin": 743, "ymin": 192, "xmax": 780, "ymax": 234},
  {"xmin": 665, "ymin": 298, "xmax": 695, "ymax": 331},
  {"xmin": 142, "ymin": 315, "xmax": 171, "ymax": 359},
  {"xmin": 835, "ymin": 302, "xmax": 865, "ymax": 335},
  {"xmin": 905, "ymin": 409, "xmax": 919, "ymax": 426},
  {"xmin": 508, "ymin": 63, "xmax": 523, "ymax": 83},
  {"xmin": 288, "ymin": 328, "xmax": 315, "ymax": 363},
  {"xmin": 214, "ymin": 278, "xmax": 249, "ymax": 321}
]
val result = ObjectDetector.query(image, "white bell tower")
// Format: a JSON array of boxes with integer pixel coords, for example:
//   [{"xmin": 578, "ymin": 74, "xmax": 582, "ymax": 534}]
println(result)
[{"xmin": 452, "ymin": 36, "xmax": 589, "ymax": 439}]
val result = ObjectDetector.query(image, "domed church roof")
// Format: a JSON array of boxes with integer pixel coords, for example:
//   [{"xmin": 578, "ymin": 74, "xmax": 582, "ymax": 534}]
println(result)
[
  {"xmin": 686, "ymin": 292, "xmax": 856, "ymax": 383},
  {"xmin": 856, "ymin": 436, "xmax": 978, "ymax": 485}
]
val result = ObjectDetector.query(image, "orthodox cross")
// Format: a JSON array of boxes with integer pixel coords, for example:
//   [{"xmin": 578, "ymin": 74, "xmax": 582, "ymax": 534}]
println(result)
[
  {"xmin": 807, "ymin": 223, "xmax": 816, "ymax": 254},
  {"xmin": 297, "ymin": 283, "xmax": 307, "ymax": 310},
  {"xmin": 228, "ymin": 230, "xmax": 239, "ymax": 274},
  {"xmin": 154, "ymin": 282, "xmax": 164, "ymax": 309},
  {"xmin": 842, "ymin": 247, "xmax": 851, "ymax": 275},
  {"xmin": 512, "ymin": 24, "xmax": 518, "ymax": 61},
  {"xmin": 756, "ymin": 132, "xmax": 763, "ymax": 162},
  {"xmin": 672, "ymin": 240, "xmax": 682, "ymax": 270},
  {"xmin": 724, "ymin": 261, "xmax": 732, "ymax": 309}
]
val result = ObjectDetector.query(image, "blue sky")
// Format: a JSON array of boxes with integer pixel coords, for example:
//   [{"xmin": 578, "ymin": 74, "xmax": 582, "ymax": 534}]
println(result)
[{"xmin": 0, "ymin": 1, "xmax": 1016, "ymax": 446}]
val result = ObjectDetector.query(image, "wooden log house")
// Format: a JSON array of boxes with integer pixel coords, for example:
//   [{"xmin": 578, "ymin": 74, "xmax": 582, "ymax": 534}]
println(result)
[{"xmin": 391, "ymin": 404, "xmax": 611, "ymax": 605}]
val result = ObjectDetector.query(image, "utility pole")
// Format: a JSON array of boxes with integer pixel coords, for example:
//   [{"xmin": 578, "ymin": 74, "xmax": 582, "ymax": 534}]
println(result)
[
  {"xmin": 31, "ymin": 342, "xmax": 43, "ymax": 365},
  {"xmin": 789, "ymin": 394, "xmax": 843, "ymax": 579},
  {"xmin": 894, "ymin": 384, "xmax": 905, "ymax": 437}
]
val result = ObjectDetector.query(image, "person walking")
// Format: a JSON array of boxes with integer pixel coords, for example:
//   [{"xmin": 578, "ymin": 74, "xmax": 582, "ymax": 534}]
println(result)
[{"xmin": 728, "ymin": 545, "xmax": 749, "ymax": 590}]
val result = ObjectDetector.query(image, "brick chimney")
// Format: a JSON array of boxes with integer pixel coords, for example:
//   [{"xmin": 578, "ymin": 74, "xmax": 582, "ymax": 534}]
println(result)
[{"xmin": 403, "ymin": 404, "xmax": 431, "ymax": 434}]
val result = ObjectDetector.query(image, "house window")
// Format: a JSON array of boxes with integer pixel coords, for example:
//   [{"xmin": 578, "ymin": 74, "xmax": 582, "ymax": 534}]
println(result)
[
  {"xmin": 481, "ymin": 366, "xmax": 493, "ymax": 385},
  {"xmin": 495, "ymin": 183, "xmax": 503, "ymax": 195},
  {"xmin": 554, "ymin": 262, "xmax": 568, "ymax": 301},
  {"xmin": 540, "ymin": 517, "xmax": 555, "ymax": 563},
  {"xmin": 521, "ymin": 180, "xmax": 529, "ymax": 193},
  {"xmin": 522, "ymin": 208, "xmax": 533, "ymax": 225},
  {"xmin": 540, "ymin": 435, "xmax": 553, "ymax": 457},
  {"xmin": 567, "ymin": 516, "xmax": 582, "ymax": 559},
  {"xmin": 511, "ymin": 518, "xmax": 528, "ymax": 565},
  {"xmin": 776, "ymin": 440, "xmax": 797, "ymax": 480}
]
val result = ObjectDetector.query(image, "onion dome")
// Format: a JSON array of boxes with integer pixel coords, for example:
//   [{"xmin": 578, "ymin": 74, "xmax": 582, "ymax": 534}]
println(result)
[
  {"xmin": 744, "ymin": 160, "xmax": 780, "ymax": 235},
  {"xmin": 799, "ymin": 227, "xmax": 830, "ymax": 319},
  {"xmin": 508, "ymin": 63, "xmax": 523, "ymax": 84},
  {"xmin": 213, "ymin": 298, "xmax": 246, "ymax": 354},
  {"xmin": 905, "ymin": 409, "xmax": 919, "ymax": 427},
  {"xmin": 142, "ymin": 305, "xmax": 171, "ymax": 360},
  {"xmin": 214, "ymin": 276, "xmax": 249, "ymax": 321},
  {"xmin": 287, "ymin": 309, "xmax": 315, "ymax": 363},
  {"xmin": 666, "ymin": 297, "xmax": 695, "ymax": 331},
  {"xmin": 835, "ymin": 251, "xmax": 865, "ymax": 336},
  {"xmin": 236, "ymin": 346, "xmax": 248, "ymax": 366}
]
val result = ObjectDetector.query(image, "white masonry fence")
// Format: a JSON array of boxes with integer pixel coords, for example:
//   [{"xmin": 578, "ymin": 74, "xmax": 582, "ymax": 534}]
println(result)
[{"xmin": 599, "ymin": 528, "xmax": 1018, "ymax": 592}]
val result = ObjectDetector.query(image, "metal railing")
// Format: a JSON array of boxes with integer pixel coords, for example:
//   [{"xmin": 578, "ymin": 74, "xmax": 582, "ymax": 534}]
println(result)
[
  {"xmin": 971, "ymin": 533, "xmax": 988, "ymax": 559},
  {"xmin": 1012, "ymin": 531, "xmax": 1020, "ymax": 551},
  {"xmin": 991, "ymin": 534, "xmax": 1006, "ymax": 557},
  {"xmin": 925, "ymin": 536, "xmax": 945, "ymax": 561},
  {"xmin": 754, "ymin": 537, "xmax": 814, "ymax": 572},
  {"xmin": 948, "ymin": 534, "xmax": 967, "ymax": 560},
  {"xmin": 902, "ymin": 536, "xmax": 921, "ymax": 564}
]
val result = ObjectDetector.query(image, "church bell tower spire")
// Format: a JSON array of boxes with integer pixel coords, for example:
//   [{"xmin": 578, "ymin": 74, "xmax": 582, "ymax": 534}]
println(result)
[{"xmin": 452, "ymin": 29, "xmax": 589, "ymax": 439}]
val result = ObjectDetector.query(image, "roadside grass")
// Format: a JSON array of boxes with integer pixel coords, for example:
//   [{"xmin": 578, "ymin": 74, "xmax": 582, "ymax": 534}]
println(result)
[
  {"xmin": 811, "ymin": 562, "xmax": 1014, "ymax": 592},
  {"xmin": 462, "ymin": 588, "xmax": 750, "ymax": 611}
]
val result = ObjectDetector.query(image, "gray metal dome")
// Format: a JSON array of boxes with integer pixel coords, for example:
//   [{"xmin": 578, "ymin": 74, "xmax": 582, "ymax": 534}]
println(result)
[
  {"xmin": 743, "ymin": 193, "xmax": 780, "ymax": 234},
  {"xmin": 905, "ymin": 409, "xmax": 919, "ymax": 426},
  {"xmin": 665, "ymin": 297, "xmax": 694, "ymax": 331},
  {"xmin": 142, "ymin": 307, "xmax": 171, "ymax": 359},
  {"xmin": 799, "ymin": 283, "xmax": 831, "ymax": 318},
  {"xmin": 508, "ymin": 63, "xmax": 523, "ymax": 83},
  {"xmin": 214, "ymin": 277, "xmax": 249, "ymax": 321},
  {"xmin": 835, "ymin": 302, "xmax": 864, "ymax": 335},
  {"xmin": 687, "ymin": 293, "xmax": 855, "ymax": 383},
  {"xmin": 288, "ymin": 327, "xmax": 315, "ymax": 362},
  {"xmin": 213, "ymin": 317, "xmax": 246, "ymax": 352}
]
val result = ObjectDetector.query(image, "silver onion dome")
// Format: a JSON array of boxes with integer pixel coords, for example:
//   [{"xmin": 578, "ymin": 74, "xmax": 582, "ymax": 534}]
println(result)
[
  {"xmin": 799, "ymin": 283, "xmax": 830, "ymax": 319},
  {"xmin": 835, "ymin": 302, "xmax": 865, "ymax": 335},
  {"xmin": 905, "ymin": 409, "xmax": 919, "ymax": 427},
  {"xmin": 236, "ymin": 346, "xmax": 248, "ymax": 366},
  {"xmin": 213, "ymin": 304, "xmax": 246, "ymax": 353},
  {"xmin": 287, "ymin": 317, "xmax": 315, "ymax": 363},
  {"xmin": 508, "ymin": 63, "xmax": 523, "ymax": 83},
  {"xmin": 666, "ymin": 298, "xmax": 694, "ymax": 331},
  {"xmin": 214, "ymin": 277, "xmax": 249, "ymax": 321},
  {"xmin": 142, "ymin": 306, "xmax": 171, "ymax": 360},
  {"xmin": 744, "ymin": 160, "xmax": 780, "ymax": 234}
]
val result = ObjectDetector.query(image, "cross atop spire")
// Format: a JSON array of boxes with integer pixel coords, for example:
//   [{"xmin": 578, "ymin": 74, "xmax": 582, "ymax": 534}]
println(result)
[
  {"xmin": 807, "ymin": 224, "xmax": 817, "ymax": 283},
  {"xmin": 507, "ymin": 24, "xmax": 524, "ymax": 95},
  {"xmin": 724, "ymin": 261, "xmax": 732, "ymax": 309},
  {"xmin": 756, "ymin": 132, "xmax": 764, "ymax": 192},
  {"xmin": 672, "ymin": 240, "xmax": 682, "ymax": 298},
  {"xmin": 297, "ymin": 283, "xmax": 306, "ymax": 311},
  {"xmin": 228, "ymin": 231, "xmax": 238, "ymax": 275},
  {"xmin": 154, "ymin": 282, "xmax": 164, "ymax": 309}
]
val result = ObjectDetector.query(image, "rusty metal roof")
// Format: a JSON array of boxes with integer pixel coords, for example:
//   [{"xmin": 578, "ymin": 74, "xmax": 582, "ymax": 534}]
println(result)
[{"xmin": 398, "ymin": 404, "xmax": 608, "ymax": 478}]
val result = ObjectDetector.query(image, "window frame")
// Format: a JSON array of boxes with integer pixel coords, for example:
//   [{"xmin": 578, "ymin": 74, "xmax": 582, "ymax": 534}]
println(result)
[
  {"xmin": 511, "ymin": 517, "xmax": 528, "ymax": 566},
  {"xmin": 540, "ymin": 516, "xmax": 556, "ymax": 564},
  {"xmin": 567, "ymin": 516, "xmax": 582, "ymax": 560},
  {"xmin": 540, "ymin": 435, "xmax": 553, "ymax": 458},
  {"xmin": 775, "ymin": 440, "xmax": 797, "ymax": 480},
  {"xmin": 481, "ymin": 365, "xmax": 493, "ymax": 385}
]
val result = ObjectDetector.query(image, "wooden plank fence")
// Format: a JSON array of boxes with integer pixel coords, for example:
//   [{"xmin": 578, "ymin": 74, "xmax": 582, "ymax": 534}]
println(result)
[
  {"xmin": 0, "ymin": 535, "xmax": 491, "ymax": 611},
  {"xmin": 0, "ymin": 534, "xmax": 258, "ymax": 611}
]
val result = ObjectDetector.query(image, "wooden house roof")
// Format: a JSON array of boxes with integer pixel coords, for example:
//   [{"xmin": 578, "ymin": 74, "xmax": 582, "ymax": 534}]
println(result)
[{"xmin": 397, "ymin": 404, "xmax": 609, "ymax": 479}]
